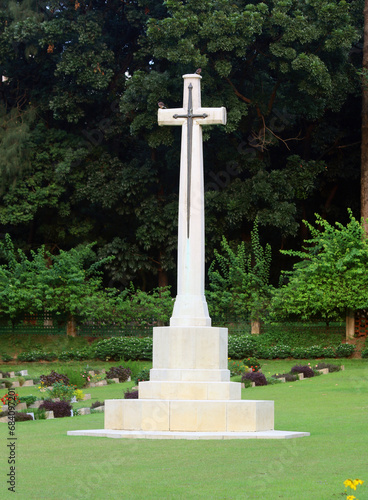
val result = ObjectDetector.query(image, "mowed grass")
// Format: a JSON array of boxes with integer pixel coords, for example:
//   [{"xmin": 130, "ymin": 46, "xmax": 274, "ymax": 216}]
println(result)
[{"xmin": 1, "ymin": 360, "xmax": 368, "ymax": 499}]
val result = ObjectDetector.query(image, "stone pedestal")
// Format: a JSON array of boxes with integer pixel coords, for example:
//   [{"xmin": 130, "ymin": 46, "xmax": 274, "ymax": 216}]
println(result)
[{"xmin": 104, "ymin": 326, "xmax": 275, "ymax": 434}]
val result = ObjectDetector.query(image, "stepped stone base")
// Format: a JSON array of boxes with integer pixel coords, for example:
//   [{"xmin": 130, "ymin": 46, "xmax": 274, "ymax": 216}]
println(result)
[{"xmin": 104, "ymin": 399, "xmax": 274, "ymax": 433}]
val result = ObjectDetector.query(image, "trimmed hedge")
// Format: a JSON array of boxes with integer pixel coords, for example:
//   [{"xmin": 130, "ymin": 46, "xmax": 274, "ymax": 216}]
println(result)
[{"xmin": 94, "ymin": 337, "xmax": 153, "ymax": 361}]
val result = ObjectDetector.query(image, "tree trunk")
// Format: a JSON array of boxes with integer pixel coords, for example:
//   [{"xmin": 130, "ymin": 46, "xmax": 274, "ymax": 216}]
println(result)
[
  {"xmin": 346, "ymin": 308, "xmax": 355, "ymax": 341},
  {"xmin": 251, "ymin": 318, "xmax": 261, "ymax": 335},
  {"xmin": 66, "ymin": 315, "xmax": 77, "ymax": 337},
  {"xmin": 361, "ymin": 0, "xmax": 368, "ymax": 233}
]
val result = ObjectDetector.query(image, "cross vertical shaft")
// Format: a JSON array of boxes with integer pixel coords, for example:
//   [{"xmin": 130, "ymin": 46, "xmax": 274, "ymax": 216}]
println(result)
[{"xmin": 158, "ymin": 74, "xmax": 226, "ymax": 327}]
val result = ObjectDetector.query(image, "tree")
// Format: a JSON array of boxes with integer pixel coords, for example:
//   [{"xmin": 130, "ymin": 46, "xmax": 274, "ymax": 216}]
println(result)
[
  {"xmin": 207, "ymin": 219, "xmax": 273, "ymax": 333},
  {"xmin": 272, "ymin": 210, "xmax": 368, "ymax": 330}
]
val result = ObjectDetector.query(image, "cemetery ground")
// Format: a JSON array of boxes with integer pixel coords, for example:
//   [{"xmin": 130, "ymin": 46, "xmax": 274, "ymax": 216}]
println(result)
[{"xmin": 0, "ymin": 358, "xmax": 367, "ymax": 499}]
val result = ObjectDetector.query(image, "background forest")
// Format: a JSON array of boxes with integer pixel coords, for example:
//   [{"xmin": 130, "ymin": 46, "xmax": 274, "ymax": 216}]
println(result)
[{"xmin": 0, "ymin": 0, "xmax": 366, "ymax": 323}]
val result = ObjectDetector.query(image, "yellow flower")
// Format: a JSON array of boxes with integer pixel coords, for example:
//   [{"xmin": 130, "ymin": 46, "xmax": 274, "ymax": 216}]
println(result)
[
  {"xmin": 353, "ymin": 479, "xmax": 364, "ymax": 487},
  {"xmin": 344, "ymin": 479, "xmax": 356, "ymax": 490},
  {"xmin": 347, "ymin": 496, "xmax": 356, "ymax": 500}
]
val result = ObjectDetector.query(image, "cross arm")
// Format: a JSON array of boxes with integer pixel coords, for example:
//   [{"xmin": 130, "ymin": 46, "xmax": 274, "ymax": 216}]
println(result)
[
  {"xmin": 198, "ymin": 107, "xmax": 227, "ymax": 125},
  {"xmin": 158, "ymin": 108, "xmax": 186, "ymax": 126}
]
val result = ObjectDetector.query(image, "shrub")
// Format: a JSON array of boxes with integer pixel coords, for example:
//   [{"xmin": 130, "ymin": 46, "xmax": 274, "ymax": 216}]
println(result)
[
  {"xmin": 272, "ymin": 373, "xmax": 298, "ymax": 382},
  {"xmin": 1, "ymin": 353, "xmax": 13, "ymax": 362},
  {"xmin": 134, "ymin": 368, "xmax": 150, "ymax": 385},
  {"xmin": 290, "ymin": 365, "xmax": 315, "ymax": 378},
  {"xmin": 228, "ymin": 359, "xmax": 247, "ymax": 376},
  {"xmin": 19, "ymin": 395, "xmax": 38, "ymax": 406},
  {"xmin": 2, "ymin": 379, "xmax": 13, "ymax": 389},
  {"xmin": 314, "ymin": 362, "xmax": 341, "ymax": 372},
  {"xmin": 74, "ymin": 389, "xmax": 85, "ymax": 401},
  {"xmin": 1, "ymin": 392, "xmax": 20, "ymax": 405},
  {"xmin": 42, "ymin": 352, "xmax": 58, "ymax": 361},
  {"xmin": 17, "ymin": 350, "xmax": 45, "ymax": 362},
  {"xmin": 334, "ymin": 344, "xmax": 355, "ymax": 358},
  {"xmin": 320, "ymin": 346, "xmax": 335, "ymax": 358},
  {"xmin": 59, "ymin": 368, "xmax": 85, "ymax": 389},
  {"xmin": 14, "ymin": 411, "xmax": 33, "ymax": 422},
  {"xmin": 46, "ymin": 382, "xmax": 76, "ymax": 402},
  {"xmin": 40, "ymin": 400, "xmax": 72, "ymax": 418},
  {"xmin": 105, "ymin": 366, "xmax": 131, "ymax": 382},
  {"xmin": 17, "ymin": 376, "xmax": 25, "ymax": 386},
  {"xmin": 241, "ymin": 372, "xmax": 268, "ymax": 386},
  {"xmin": 40, "ymin": 371, "xmax": 70, "ymax": 387},
  {"xmin": 291, "ymin": 347, "xmax": 310, "ymax": 359},
  {"xmin": 228, "ymin": 335, "xmax": 257, "ymax": 359},
  {"xmin": 91, "ymin": 400, "xmax": 104, "ymax": 409},
  {"xmin": 362, "ymin": 347, "xmax": 368, "ymax": 358},
  {"xmin": 124, "ymin": 389, "xmax": 139, "ymax": 399},
  {"xmin": 243, "ymin": 357, "xmax": 261, "ymax": 372},
  {"xmin": 58, "ymin": 350, "xmax": 74, "ymax": 361},
  {"xmin": 94, "ymin": 337, "xmax": 153, "ymax": 361},
  {"xmin": 33, "ymin": 407, "xmax": 46, "ymax": 420}
]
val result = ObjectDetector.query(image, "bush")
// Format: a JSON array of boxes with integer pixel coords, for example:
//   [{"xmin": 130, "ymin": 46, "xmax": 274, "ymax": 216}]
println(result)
[
  {"xmin": 228, "ymin": 335, "xmax": 258, "ymax": 359},
  {"xmin": 362, "ymin": 347, "xmax": 368, "ymax": 358},
  {"xmin": 40, "ymin": 400, "xmax": 72, "ymax": 418},
  {"xmin": 320, "ymin": 346, "xmax": 335, "ymax": 358},
  {"xmin": 134, "ymin": 368, "xmax": 150, "ymax": 385},
  {"xmin": 314, "ymin": 362, "xmax": 341, "ymax": 372},
  {"xmin": 105, "ymin": 366, "xmax": 131, "ymax": 382},
  {"xmin": 124, "ymin": 389, "xmax": 139, "ymax": 399},
  {"xmin": 2, "ymin": 379, "xmax": 13, "ymax": 389},
  {"xmin": 334, "ymin": 343, "xmax": 355, "ymax": 357},
  {"xmin": 42, "ymin": 352, "xmax": 58, "ymax": 361},
  {"xmin": 228, "ymin": 359, "xmax": 247, "ymax": 377},
  {"xmin": 91, "ymin": 400, "xmax": 104, "ymax": 409},
  {"xmin": 94, "ymin": 337, "xmax": 153, "ymax": 361},
  {"xmin": 241, "ymin": 372, "xmax": 268, "ymax": 386},
  {"xmin": 14, "ymin": 411, "xmax": 33, "ymax": 422},
  {"xmin": 40, "ymin": 370, "xmax": 70, "ymax": 387},
  {"xmin": 290, "ymin": 365, "xmax": 315, "ymax": 378},
  {"xmin": 19, "ymin": 395, "xmax": 38, "ymax": 406},
  {"xmin": 17, "ymin": 350, "xmax": 45, "ymax": 362},
  {"xmin": 290, "ymin": 347, "xmax": 310, "ymax": 359},
  {"xmin": 243, "ymin": 357, "xmax": 261, "ymax": 372},
  {"xmin": 1, "ymin": 353, "xmax": 13, "ymax": 362},
  {"xmin": 47, "ymin": 382, "xmax": 76, "ymax": 402},
  {"xmin": 59, "ymin": 368, "xmax": 85, "ymax": 389}
]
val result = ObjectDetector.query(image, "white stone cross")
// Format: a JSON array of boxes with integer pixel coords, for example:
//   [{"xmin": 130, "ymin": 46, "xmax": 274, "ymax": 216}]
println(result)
[{"xmin": 158, "ymin": 74, "xmax": 226, "ymax": 327}]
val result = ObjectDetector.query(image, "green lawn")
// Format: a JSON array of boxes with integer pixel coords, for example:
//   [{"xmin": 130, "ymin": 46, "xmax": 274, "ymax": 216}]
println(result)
[{"xmin": 1, "ymin": 359, "xmax": 368, "ymax": 499}]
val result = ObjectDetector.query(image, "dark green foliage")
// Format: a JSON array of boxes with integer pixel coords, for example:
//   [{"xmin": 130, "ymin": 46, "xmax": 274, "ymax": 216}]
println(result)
[
  {"xmin": 19, "ymin": 395, "xmax": 38, "ymax": 406},
  {"xmin": 362, "ymin": 347, "xmax": 368, "ymax": 358},
  {"xmin": 94, "ymin": 337, "xmax": 153, "ymax": 361},
  {"xmin": 134, "ymin": 368, "xmax": 150, "ymax": 385},
  {"xmin": 17, "ymin": 351, "xmax": 45, "ymax": 362},
  {"xmin": 39, "ymin": 400, "xmax": 72, "ymax": 418},
  {"xmin": 1, "ymin": 353, "xmax": 13, "ymax": 362},
  {"xmin": 124, "ymin": 389, "xmax": 139, "ymax": 399},
  {"xmin": 242, "ymin": 372, "xmax": 268, "ymax": 386},
  {"xmin": 2, "ymin": 379, "xmax": 12, "ymax": 389},
  {"xmin": 208, "ymin": 220, "xmax": 273, "ymax": 322},
  {"xmin": 105, "ymin": 366, "xmax": 131, "ymax": 383},
  {"xmin": 334, "ymin": 344, "xmax": 355, "ymax": 357},
  {"xmin": 290, "ymin": 365, "xmax": 315, "ymax": 378},
  {"xmin": 314, "ymin": 363, "xmax": 341, "ymax": 372},
  {"xmin": 39, "ymin": 371, "xmax": 69, "ymax": 387}
]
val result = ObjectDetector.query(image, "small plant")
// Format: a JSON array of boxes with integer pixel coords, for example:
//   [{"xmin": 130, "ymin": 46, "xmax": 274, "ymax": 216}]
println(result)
[
  {"xmin": 315, "ymin": 362, "xmax": 341, "ymax": 372},
  {"xmin": 243, "ymin": 357, "xmax": 261, "ymax": 372},
  {"xmin": 2, "ymin": 379, "xmax": 13, "ymax": 389},
  {"xmin": 90, "ymin": 373, "xmax": 106, "ymax": 383},
  {"xmin": 343, "ymin": 478, "xmax": 364, "ymax": 499},
  {"xmin": 290, "ymin": 364, "xmax": 314, "ymax": 378},
  {"xmin": 1, "ymin": 353, "xmax": 13, "ymax": 362},
  {"xmin": 73, "ymin": 389, "xmax": 85, "ymax": 401},
  {"xmin": 19, "ymin": 395, "xmax": 38, "ymax": 406},
  {"xmin": 242, "ymin": 372, "xmax": 268, "ymax": 386},
  {"xmin": 1, "ymin": 392, "xmax": 21, "ymax": 405},
  {"xmin": 46, "ymin": 382, "xmax": 77, "ymax": 402},
  {"xmin": 40, "ymin": 400, "xmax": 72, "ymax": 418},
  {"xmin": 14, "ymin": 411, "xmax": 33, "ymax": 422},
  {"xmin": 40, "ymin": 370, "xmax": 70, "ymax": 387},
  {"xmin": 105, "ymin": 366, "xmax": 131, "ymax": 382},
  {"xmin": 134, "ymin": 368, "xmax": 150, "ymax": 385},
  {"xmin": 17, "ymin": 376, "xmax": 25, "ymax": 386},
  {"xmin": 228, "ymin": 359, "xmax": 247, "ymax": 377},
  {"xmin": 91, "ymin": 400, "xmax": 104, "ymax": 409},
  {"xmin": 32, "ymin": 407, "xmax": 46, "ymax": 420},
  {"xmin": 124, "ymin": 389, "xmax": 139, "ymax": 399},
  {"xmin": 335, "ymin": 344, "xmax": 355, "ymax": 358}
]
